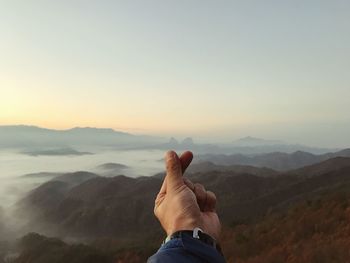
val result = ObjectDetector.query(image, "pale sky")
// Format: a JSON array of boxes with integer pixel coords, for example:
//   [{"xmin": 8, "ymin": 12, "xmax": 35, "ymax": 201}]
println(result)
[{"xmin": 1, "ymin": 1, "xmax": 349, "ymax": 147}]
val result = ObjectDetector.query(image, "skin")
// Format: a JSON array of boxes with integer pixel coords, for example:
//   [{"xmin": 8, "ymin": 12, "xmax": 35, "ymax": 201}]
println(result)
[{"xmin": 154, "ymin": 150, "xmax": 221, "ymax": 240}]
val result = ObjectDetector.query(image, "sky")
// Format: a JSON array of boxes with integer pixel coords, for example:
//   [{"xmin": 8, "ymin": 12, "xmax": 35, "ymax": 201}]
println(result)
[{"xmin": 0, "ymin": 0, "xmax": 349, "ymax": 147}]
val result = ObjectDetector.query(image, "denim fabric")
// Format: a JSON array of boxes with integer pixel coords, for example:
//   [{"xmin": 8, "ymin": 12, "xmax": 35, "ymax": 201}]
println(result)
[{"xmin": 147, "ymin": 232, "xmax": 226, "ymax": 263}]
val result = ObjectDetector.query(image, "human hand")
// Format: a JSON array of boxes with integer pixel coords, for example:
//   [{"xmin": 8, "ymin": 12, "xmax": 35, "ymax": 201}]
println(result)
[{"xmin": 154, "ymin": 150, "xmax": 221, "ymax": 240}]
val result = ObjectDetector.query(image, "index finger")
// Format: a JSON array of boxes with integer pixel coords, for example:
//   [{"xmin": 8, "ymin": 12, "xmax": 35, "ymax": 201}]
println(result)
[{"xmin": 180, "ymin": 151, "xmax": 193, "ymax": 174}]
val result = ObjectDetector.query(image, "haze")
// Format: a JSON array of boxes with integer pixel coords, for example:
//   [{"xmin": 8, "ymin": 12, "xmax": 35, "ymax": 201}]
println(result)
[{"xmin": 1, "ymin": 0, "xmax": 350, "ymax": 148}]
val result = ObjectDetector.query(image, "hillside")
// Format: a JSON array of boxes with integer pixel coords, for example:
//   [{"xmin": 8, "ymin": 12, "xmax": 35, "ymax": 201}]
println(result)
[
  {"xmin": 17, "ymin": 157, "xmax": 350, "ymax": 239},
  {"xmin": 222, "ymin": 191, "xmax": 350, "ymax": 263},
  {"xmin": 16, "ymin": 192, "xmax": 350, "ymax": 263},
  {"xmin": 17, "ymin": 175, "xmax": 162, "ymax": 240},
  {"xmin": 7, "ymin": 157, "xmax": 350, "ymax": 262}
]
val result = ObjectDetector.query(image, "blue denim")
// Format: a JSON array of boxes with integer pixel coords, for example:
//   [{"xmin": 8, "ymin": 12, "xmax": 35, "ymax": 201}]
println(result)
[{"xmin": 148, "ymin": 232, "xmax": 226, "ymax": 263}]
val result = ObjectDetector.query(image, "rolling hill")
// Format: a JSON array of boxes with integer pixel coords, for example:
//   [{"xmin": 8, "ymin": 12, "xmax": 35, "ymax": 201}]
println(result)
[
  {"xmin": 17, "ymin": 157, "xmax": 350, "ymax": 239},
  {"xmin": 11, "ymin": 157, "xmax": 350, "ymax": 263}
]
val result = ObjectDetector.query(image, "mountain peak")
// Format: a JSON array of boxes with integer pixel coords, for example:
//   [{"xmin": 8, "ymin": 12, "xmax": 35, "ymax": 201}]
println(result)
[
  {"xmin": 169, "ymin": 137, "xmax": 179, "ymax": 145},
  {"xmin": 182, "ymin": 137, "xmax": 194, "ymax": 146},
  {"xmin": 66, "ymin": 127, "xmax": 130, "ymax": 135}
]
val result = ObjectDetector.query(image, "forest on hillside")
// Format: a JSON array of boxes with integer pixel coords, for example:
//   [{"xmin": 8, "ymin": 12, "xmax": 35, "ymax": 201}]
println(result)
[{"xmin": 2, "ymin": 156, "xmax": 350, "ymax": 263}]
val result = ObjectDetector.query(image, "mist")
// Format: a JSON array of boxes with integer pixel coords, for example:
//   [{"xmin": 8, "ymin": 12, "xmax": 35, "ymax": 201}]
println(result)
[
  {"xmin": 0, "ymin": 144, "xmax": 166, "ymax": 247},
  {"xmin": 1, "ymin": 124, "xmax": 350, "ymax": 262},
  {"xmin": 0, "ymin": 125, "xmax": 347, "ymax": 235}
]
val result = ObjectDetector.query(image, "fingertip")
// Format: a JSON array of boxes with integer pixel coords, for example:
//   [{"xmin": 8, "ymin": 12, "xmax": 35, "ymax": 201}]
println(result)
[
  {"xmin": 182, "ymin": 150, "xmax": 193, "ymax": 159},
  {"xmin": 165, "ymin": 151, "xmax": 180, "ymax": 169},
  {"xmin": 165, "ymin": 150, "xmax": 178, "ymax": 161},
  {"xmin": 180, "ymin": 151, "xmax": 194, "ymax": 173}
]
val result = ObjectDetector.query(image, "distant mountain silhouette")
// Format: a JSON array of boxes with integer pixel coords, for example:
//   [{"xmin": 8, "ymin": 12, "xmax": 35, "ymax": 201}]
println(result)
[
  {"xmin": 52, "ymin": 171, "xmax": 99, "ymax": 186},
  {"xmin": 0, "ymin": 125, "xmax": 163, "ymax": 149},
  {"xmin": 198, "ymin": 148, "xmax": 350, "ymax": 171},
  {"xmin": 0, "ymin": 125, "xmax": 336, "ymax": 154},
  {"xmin": 232, "ymin": 136, "xmax": 283, "ymax": 146},
  {"xmin": 187, "ymin": 162, "xmax": 278, "ymax": 177},
  {"xmin": 22, "ymin": 172, "xmax": 63, "ymax": 179},
  {"xmin": 22, "ymin": 147, "xmax": 93, "ymax": 156},
  {"xmin": 148, "ymin": 133, "xmax": 336, "ymax": 154},
  {"xmin": 93, "ymin": 163, "xmax": 130, "ymax": 177},
  {"xmin": 182, "ymin": 137, "xmax": 194, "ymax": 146},
  {"xmin": 96, "ymin": 163, "xmax": 129, "ymax": 170},
  {"xmin": 159, "ymin": 137, "xmax": 195, "ymax": 149},
  {"xmin": 168, "ymin": 137, "xmax": 179, "ymax": 146}
]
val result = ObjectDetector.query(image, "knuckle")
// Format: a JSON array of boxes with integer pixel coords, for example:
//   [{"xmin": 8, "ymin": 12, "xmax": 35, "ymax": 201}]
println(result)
[
  {"xmin": 153, "ymin": 206, "xmax": 158, "ymax": 217},
  {"xmin": 194, "ymin": 183, "xmax": 205, "ymax": 192},
  {"xmin": 194, "ymin": 183, "xmax": 201, "ymax": 188},
  {"xmin": 154, "ymin": 206, "xmax": 161, "ymax": 218},
  {"xmin": 184, "ymin": 178, "xmax": 194, "ymax": 190}
]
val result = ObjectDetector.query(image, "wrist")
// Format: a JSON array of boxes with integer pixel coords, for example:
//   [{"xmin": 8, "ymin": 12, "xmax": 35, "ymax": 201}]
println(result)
[
  {"xmin": 164, "ymin": 228, "xmax": 223, "ymax": 255},
  {"xmin": 165, "ymin": 217, "xmax": 203, "ymax": 237}
]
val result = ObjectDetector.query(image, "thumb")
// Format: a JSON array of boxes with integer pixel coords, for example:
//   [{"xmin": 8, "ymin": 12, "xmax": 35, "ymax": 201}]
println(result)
[{"xmin": 165, "ymin": 151, "xmax": 184, "ymax": 191}]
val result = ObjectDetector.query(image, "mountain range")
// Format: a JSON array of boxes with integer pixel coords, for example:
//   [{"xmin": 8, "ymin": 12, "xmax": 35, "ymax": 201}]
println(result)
[
  {"xmin": 231, "ymin": 136, "xmax": 283, "ymax": 146},
  {"xmin": 0, "ymin": 125, "xmax": 162, "ymax": 149},
  {"xmin": 7, "ymin": 152, "xmax": 350, "ymax": 262},
  {"xmin": 16, "ymin": 155, "xmax": 350, "ymax": 238},
  {"xmin": 197, "ymin": 148, "xmax": 350, "ymax": 171},
  {"xmin": 0, "ymin": 125, "xmax": 337, "ymax": 154}
]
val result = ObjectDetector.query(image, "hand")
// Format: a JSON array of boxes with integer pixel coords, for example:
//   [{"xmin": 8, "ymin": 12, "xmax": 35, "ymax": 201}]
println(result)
[{"xmin": 154, "ymin": 150, "xmax": 221, "ymax": 240}]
